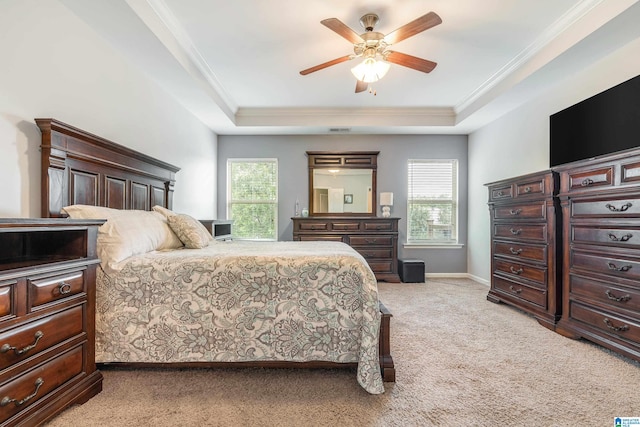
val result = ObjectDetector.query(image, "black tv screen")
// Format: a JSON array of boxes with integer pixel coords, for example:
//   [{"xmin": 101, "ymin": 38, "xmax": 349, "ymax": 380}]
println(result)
[{"xmin": 550, "ymin": 74, "xmax": 640, "ymax": 167}]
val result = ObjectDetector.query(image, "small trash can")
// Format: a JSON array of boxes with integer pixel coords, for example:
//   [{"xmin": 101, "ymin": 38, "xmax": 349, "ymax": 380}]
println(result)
[{"xmin": 398, "ymin": 259, "xmax": 425, "ymax": 283}]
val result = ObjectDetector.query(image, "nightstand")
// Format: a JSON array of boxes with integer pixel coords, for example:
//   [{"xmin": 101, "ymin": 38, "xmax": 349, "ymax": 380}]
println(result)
[{"xmin": 0, "ymin": 219, "xmax": 103, "ymax": 426}]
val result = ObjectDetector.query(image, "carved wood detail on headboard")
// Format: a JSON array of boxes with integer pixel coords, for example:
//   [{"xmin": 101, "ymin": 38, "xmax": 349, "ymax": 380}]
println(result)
[{"xmin": 36, "ymin": 118, "xmax": 180, "ymax": 218}]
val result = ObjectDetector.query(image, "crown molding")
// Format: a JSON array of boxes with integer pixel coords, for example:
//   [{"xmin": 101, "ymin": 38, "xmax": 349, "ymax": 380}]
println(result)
[{"xmin": 454, "ymin": 0, "xmax": 606, "ymax": 115}]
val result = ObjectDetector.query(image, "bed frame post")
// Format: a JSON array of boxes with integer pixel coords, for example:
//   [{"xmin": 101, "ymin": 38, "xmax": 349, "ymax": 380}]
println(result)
[{"xmin": 379, "ymin": 302, "xmax": 395, "ymax": 382}]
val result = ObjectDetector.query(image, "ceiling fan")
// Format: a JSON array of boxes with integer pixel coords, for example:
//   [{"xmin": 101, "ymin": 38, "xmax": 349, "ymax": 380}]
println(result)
[{"xmin": 300, "ymin": 11, "xmax": 442, "ymax": 93}]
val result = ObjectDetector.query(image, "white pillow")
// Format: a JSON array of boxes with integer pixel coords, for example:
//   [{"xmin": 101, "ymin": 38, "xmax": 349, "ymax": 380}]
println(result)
[
  {"xmin": 63, "ymin": 205, "xmax": 183, "ymax": 272},
  {"xmin": 167, "ymin": 213, "xmax": 213, "ymax": 249}
]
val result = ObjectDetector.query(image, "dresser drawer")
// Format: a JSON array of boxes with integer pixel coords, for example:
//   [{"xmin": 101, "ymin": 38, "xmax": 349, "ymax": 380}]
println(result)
[
  {"xmin": 566, "ymin": 166, "xmax": 613, "ymax": 191},
  {"xmin": 28, "ymin": 269, "xmax": 85, "ymax": 310},
  {"xmin": 356, "ymin": 248, "xmax": 393, "ymax": 260},
  {"xmin": 569, "ymin": 302, "xmax": 640, "ymax": 343},
  {"xmin": 571, "ymin": 225, "xmax": 640, "ymax": 249},
  {"xmin": 494, "ymin": 241, "xmax": 546, "ymax": 263},
  {"xmin": 297, "ymin": 235, "xmax": 344, "ymax": 242},
  {"xmin": 0, "ymin": 306, "xmax": 84, "ymax": 371},
  {"xmin": 493, "ymin": 223, "xmax": 547, "ymax": 242},
  {"xmin": 349, "ymin": 236, "xmax": 394, "ymax": 246},
  {"xmin": 516, "ymin": 178, "xmax": 546, "ymax": 197},
  {"xmin": 492, "ymin": 275, "xmax": 547, "ymax": 308},
  {"xmin": 362, "ymin": 222, "xmax": 394, "ymax": 231},
  {"xmin": 490, "ymin": 185, "xmax": 513, "ymax": 201},
  {"xmin": 367, "ymin": 260, "xmax": 394, "ymax": 274},
  {"xmin": 570, "ymin": 274, "xmax": 640, "ymax": 314},
  {"xmin": 494, "ymin": 202, "xmax": 546, "ymax": 220},
  {"xmin": 571, "ymin": 249, "xmax": 640, "ymax": 281},
  {"xmin": 571, "ymin": 197, "xmax": 640, "ymax": 218},
  {"xmin": 494, "ymin": 259, "xmax": 546, "ymax": 285},
  {"xmin": 331, "ymin": 222, "xmax": 360, "ymax": 231},
  {"xmin": 296, "ymin": 221, "xmax": 330, "ymax": 231},
  {"xmin": 0, "ymin": 345, "xmax": 84, "ymax": 424},
  {"xmin": 0, "ymin": 283, "xmax": 15, "ymax": 320}
]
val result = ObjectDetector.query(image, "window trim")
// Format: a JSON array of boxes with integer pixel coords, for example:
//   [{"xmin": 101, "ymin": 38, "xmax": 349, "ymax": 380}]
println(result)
[{"xmin": 227, "ymin": 158, "xmax": 278, "ymax": 241}]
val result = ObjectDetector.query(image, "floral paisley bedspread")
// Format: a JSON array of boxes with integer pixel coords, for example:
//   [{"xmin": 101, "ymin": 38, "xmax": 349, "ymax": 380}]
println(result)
[{"xmin": 95, "ymin": 240, "xmax": 384, "ymax": 394}]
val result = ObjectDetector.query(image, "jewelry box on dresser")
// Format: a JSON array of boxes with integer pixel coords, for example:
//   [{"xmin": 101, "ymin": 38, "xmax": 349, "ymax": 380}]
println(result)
[
  {"xmin": 554, "ymin": 148, "xmax": 640, "ymax": 363},
  {"xmin": 485, "ymin": 170, "xmax": 562, "ymax": 330},
  {"xmin": 0, "ymin": 219, "xmax": 103, "ymax": 426}
]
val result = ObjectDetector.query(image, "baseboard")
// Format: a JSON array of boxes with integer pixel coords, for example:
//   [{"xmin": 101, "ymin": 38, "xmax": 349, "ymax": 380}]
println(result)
[{"xmin": 425, "ymin": 273, "xmax": 490, "ymax": 286}]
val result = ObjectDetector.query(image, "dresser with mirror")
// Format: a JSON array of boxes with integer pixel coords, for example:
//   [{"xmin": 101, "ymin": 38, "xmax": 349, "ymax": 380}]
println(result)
[{"xmin": 292, "ymin": 151, "xmax": 400, "ymax": 282}]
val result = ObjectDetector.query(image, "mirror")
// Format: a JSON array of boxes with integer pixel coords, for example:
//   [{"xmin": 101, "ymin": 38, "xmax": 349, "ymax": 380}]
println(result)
[{"xmin": 307, "ymin": 151, "xmax": 378, "ymax": 216}]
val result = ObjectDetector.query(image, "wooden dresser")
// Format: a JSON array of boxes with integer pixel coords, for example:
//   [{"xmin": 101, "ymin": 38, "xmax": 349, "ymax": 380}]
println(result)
[
  {"xmin": 486, "ymin": 170, "xmax": 562, "ymax": 330},
  {"xmin": 554, "ymin": 149, "xmax": 640, "ymax": 362},
  {"xmin": 0, "ymin": 219, "xmax": 103, "ymax": 426},
  {"xmin": 292, "ymin": 216, "xmax": 400, "ymax": 282}
]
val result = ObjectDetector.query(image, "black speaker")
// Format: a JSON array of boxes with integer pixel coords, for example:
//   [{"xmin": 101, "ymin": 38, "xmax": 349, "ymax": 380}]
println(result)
[{"xmin": 398, "ymin": 259, "xmax": 425, "ymax": 283}]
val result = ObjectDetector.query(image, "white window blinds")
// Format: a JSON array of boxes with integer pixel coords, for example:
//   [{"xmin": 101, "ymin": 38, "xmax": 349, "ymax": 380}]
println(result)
[{"xmin": 407, "ymin": 159, "xmax": 458, "ymax": 243}]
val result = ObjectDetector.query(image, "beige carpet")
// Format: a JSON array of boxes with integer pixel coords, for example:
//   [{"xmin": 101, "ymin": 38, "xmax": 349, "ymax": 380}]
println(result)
[{"xmin": 45, "ymin": 278, "xmax": 640, "ymax": 426}]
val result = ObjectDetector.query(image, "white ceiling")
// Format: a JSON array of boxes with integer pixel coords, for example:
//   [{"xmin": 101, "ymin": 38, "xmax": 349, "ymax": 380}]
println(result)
[{"xmin": 60, "ymin": 0, "xmax": 639, "ymax": 135}]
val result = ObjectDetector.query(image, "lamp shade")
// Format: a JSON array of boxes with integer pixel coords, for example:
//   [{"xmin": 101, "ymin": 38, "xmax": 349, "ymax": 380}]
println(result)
[
  {"xmin": 351, "ymin": 58, "xmax": 390, "ymax": 83},
  {"xmin": 380, "ymin": 192, "xmax": 393, "ymax": 206}
]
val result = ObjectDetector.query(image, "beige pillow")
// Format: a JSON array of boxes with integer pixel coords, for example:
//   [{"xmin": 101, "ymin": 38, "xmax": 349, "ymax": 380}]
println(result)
[
  {"xmin": 63, "ymin": 205, "xmax": 183, "ymax": 272},
  {"xmin": 167, "ymin": 213, "xmax": 213, "ymax": 249},
  {"xmin": 151, "ymin": 205, "xmax": 176, "ymax": 219}
]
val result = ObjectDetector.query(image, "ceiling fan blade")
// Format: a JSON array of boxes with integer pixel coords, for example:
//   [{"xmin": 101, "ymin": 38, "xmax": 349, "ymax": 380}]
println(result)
[
  {"xmin": 300, "ymin": 55, "xmax": 353, "ymax": 75},
  {"xmin": 383, "ymin": 12, "xmax": 442, "ymax": 45},
  {"xmin": 385, "ymin": 51, "xmax": 437, "ymax": 73},
  {"xmin": 355, "ymin": 79, "xmax": 368, "ymax": 93},
  {"xmin": 321, "ymin": 18, "xmax": 364, "ymax": 44}
]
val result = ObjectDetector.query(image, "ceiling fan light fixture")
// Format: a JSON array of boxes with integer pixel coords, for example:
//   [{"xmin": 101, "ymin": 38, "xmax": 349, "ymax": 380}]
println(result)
[{"xmin": 350, "ymin": 58, "xmax": 390, "ymax": 83}]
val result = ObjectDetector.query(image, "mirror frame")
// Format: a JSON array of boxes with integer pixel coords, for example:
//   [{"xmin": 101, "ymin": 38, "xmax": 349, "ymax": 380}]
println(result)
[{"xmin": 307, "ymin": 151, "xmax": 378, "ymax": 217}]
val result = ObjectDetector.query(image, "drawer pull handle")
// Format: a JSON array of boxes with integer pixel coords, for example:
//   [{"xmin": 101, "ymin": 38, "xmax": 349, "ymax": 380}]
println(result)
[
  {"xmin": 509, "ymin": 267, "xmax": 523, "ymax": 275},
  {"xmin": 509, "ymin": 285, "xmax": 522, "ymax": 294},
  {"xmin": 509, "ymin": 247, "xmax": 523, "ymax": 255},
  {"xmin": 524, "ymin": 186, "xmax": 532, "ymax": 193},
  {"xmin": 607, "ymin": 262, "xmax": 632, "ymax": 272},
  {"xmin": 581, "ymin": 178, "xmax": 594, "ymax": 187},
  {"xmin": 496, "ymin": 191, "xmax": 504, "ymax": 197},
  {"xmin": 608, "ymin": 233, "xmax": 633, "ymax": 242},
  {"xmin": 510, "ymin": 228, "xmax": 522, "ymax": 235},
  {"xmin": 603, "ymin": 318, "xmax": 629, "ymax": 332},
  {"xmin": 509, "ymin": 209, "xmax": 522, "ymax": 215},
  {"xmin": 376, "ymin": 225, "xmax": 383, "ymax": 230},
  {"xmin": 605, "ymin": 202, "xmax": 632, "ymax": 212},
  {"xmin": 1, "ymin": 378, "xmax": 44, "ymax": 407},
  {"xmin": 59, "ymin": 281, "xmax": 72, "ymax": 294},
  {"xmin": 605, "ymin": 290, "xmax": 631, "ymax": 302},
  {"xmin": 0, "ymin": 331, "xmax": 44, "ymax": 356},
  {"xmin": 365, "ymin": 238, "xmax": 378, "ymax": 244}
]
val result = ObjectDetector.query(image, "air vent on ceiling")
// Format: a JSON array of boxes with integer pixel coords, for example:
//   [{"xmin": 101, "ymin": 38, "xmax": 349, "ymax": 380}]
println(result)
[{"xmin": 329, "ymin": 128, "xmax": 351, "ymax": 133}]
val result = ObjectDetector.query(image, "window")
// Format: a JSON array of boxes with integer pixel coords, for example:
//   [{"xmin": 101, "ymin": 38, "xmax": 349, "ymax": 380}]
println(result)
[
  {"xmin": 227, "ymin": 159, "xmax": 278, "ymax": 240},
  {"xmin": 407, "ymin": 159, "xmax": 458, "ymax": 244}
]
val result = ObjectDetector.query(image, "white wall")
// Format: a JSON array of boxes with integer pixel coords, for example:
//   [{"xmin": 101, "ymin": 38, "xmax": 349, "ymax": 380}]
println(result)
[
  {"xmin": 0, "ymin": 0, "xmax": 217, "ymax": 218},
  {"xmin": 467, "ymin": 37, "xmax": 640, "ymax": 282}
]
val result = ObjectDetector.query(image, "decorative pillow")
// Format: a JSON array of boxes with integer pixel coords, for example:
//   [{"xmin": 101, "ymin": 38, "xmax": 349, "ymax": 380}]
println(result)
[
  {"xmin": 151, "ymin": 205, "xmax": 176, "ymax": 219},
  {"xmin": 167, "ymin": 213, "xmax": 213, "ymax": 249},
  {"xmin": 62, "ymin": 205, "xmax": 183, "ymax": 272}
]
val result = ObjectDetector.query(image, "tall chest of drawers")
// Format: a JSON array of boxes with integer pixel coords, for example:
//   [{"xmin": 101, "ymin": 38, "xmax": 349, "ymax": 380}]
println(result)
[
  {"xmin": 486, "ymin": 170, "xmax": 562, "ymax": 330},
  {"xmin": 0, "ymin": 219, "xmax": 103, "ymax": 426},
  {"xmin": 292, "ymin": 217, "xmax": 400, "ymax": 282},
  {"xmin": 554, "ymin": 150, "xmax": 640, "ymax": 362}
]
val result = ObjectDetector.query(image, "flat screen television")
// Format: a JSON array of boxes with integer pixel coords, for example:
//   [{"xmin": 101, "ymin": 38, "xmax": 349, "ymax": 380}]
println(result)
[{"xmin": 549, "ymin": 74, "xmax": 640, "ymax": 167}]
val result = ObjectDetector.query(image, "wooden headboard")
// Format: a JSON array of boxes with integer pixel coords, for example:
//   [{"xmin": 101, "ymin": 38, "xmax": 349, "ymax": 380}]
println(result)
[{"xmin": 36, "ymin": 118, "xmax": 180, "ymax": 218}]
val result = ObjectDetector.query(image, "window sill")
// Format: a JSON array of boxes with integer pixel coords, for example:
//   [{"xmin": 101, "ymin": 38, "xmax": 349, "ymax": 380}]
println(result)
[{"xmin": 403, "ymin": 243, "xmax": 464, "ymax": 249}]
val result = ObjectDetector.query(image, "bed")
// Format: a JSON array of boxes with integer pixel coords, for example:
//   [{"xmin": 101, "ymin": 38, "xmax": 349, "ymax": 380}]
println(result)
[{"xmin": 36, "ymin": 118, "xmax": 394, "ymax": 394}]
